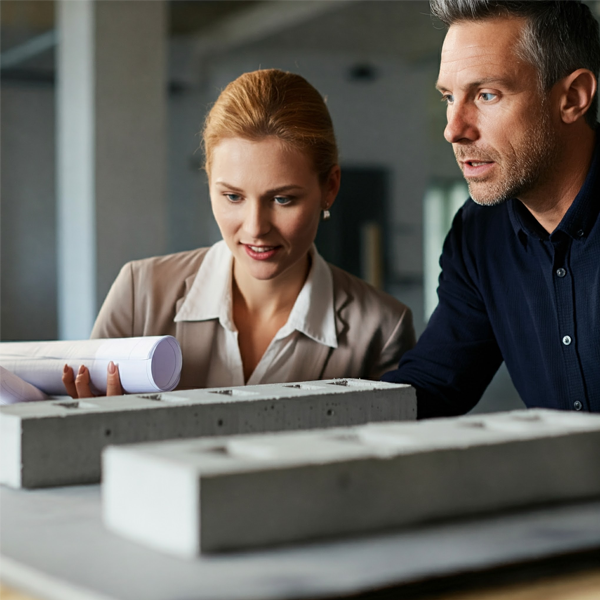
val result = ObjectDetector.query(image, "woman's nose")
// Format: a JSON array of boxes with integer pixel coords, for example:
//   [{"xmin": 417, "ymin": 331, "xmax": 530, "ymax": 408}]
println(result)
[{"xmin": 243, "ymin": 201, "xmax": 271, "ymax": 238}]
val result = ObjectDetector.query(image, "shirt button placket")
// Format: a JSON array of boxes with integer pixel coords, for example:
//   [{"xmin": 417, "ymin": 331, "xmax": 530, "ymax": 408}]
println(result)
[{"xmin": 551, "ymin": 234, "xmax": 587, "ymax": 412}]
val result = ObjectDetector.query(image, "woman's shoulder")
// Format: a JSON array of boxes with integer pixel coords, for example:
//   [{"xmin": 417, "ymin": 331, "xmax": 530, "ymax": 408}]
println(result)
[
  {"xmin": 327, "ymin": 262, "xmax": 411, "ymax": 322},
  {"xmin": 124, "ymin": 247, "xmax": 212, "ymax": 280}
]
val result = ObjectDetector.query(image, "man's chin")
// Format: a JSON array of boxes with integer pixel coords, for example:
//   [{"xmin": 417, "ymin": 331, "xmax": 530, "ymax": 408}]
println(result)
[{"xmin": 467, "ymin": 181, "xmax": 511, "ymax": 207}]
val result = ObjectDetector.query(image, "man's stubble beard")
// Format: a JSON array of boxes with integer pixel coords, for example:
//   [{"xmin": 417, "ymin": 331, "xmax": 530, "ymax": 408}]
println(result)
[{"xmin": 456, "ymin": 105, "xmax": 559, "ymax": 207}]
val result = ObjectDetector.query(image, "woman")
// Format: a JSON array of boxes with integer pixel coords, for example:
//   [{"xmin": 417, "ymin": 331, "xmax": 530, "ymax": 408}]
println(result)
[{"xmin": 65, "ymin": 69, "xmax": 415, "ymax": 397}]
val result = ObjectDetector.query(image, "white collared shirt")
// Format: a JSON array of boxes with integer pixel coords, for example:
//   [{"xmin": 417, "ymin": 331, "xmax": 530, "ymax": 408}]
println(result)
[{"xmin": 174, "ymin": 240, "xmax": 337, "ymax": 387}]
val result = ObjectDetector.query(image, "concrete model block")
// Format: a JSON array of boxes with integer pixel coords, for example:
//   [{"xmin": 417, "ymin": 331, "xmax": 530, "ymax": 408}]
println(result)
[
  {"xmin": 103, "ymin": 409, "xmax": 600, "ymax": 556},
  {"xmin": 0, "ymin": 379, "xmax": 415, "ymax": 488}
]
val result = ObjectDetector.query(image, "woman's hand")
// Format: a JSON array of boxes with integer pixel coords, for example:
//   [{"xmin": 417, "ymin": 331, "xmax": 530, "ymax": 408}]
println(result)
[{"xmin": 62, "ymin": 361, "xmax": 124, "ymax": 398}]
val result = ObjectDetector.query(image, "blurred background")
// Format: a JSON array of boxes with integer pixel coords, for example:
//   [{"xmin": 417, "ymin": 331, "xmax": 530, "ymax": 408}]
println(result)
[{"xmin": 5, "ymin": 0, "xmax": 597, "ymax": 411}]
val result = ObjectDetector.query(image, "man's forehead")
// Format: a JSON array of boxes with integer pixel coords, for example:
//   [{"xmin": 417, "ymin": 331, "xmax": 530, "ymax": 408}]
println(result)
[{"xmin": 438, "ymin": 17, "xmax": 530, "ymax": 88}]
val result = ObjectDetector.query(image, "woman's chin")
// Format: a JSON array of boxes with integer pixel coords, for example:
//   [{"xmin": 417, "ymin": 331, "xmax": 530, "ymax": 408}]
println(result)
[
  {"xmin": 245, "ymin": 264, "xmax": 286, "ymax": 282},
  {"xmin": 240, "ymin": 258, "xmax": 302, "ymax": 285},
  {"xmin": 233, "ymin": 247, "xmax": 310, "ymax": 285}
]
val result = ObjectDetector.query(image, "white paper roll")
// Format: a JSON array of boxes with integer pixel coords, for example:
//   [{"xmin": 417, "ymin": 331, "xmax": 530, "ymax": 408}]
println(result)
[
  {"xmin": 0, "ymin": 336, "xmax": 182, "ymax": 395},
  {"xmin": 0, "ymin": 366, "xmax": 49, "ymax": 404}
]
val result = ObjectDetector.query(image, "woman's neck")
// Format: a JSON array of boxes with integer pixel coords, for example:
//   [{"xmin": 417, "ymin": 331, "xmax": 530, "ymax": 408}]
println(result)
[
  {"xmin": 232, "ymin": 253, "xmax": 311, "ymax": 321},
  {"xmin": 231, "ymin": 253, "xmax": 312, "ymax": 382}
]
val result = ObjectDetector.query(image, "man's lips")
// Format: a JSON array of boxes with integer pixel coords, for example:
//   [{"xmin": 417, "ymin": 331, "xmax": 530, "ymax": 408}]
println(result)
[
  {"xmin": 460, "ymin": 159, "xmax": 495, "ymax": 177},
  {"xmin": 463, "ymin": 159, "xmax": 493, "ymax": 166}
]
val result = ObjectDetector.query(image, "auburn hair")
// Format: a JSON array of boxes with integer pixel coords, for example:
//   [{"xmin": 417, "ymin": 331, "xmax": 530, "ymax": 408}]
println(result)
[{"xmin": 202, "ymin": 69, "xmax": 338, "ymax": 182}]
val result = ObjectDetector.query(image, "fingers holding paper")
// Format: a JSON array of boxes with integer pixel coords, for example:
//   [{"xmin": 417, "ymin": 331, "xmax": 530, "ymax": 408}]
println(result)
[{"xmin": 62, "ymin": 361, "xmax": 124, "ymax": 398}]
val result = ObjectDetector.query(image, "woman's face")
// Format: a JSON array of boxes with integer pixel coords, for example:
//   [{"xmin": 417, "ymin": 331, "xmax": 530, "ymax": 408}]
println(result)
[{"xmin": 209, "ymin": 136, "xmax": 340, "ymax": 284}]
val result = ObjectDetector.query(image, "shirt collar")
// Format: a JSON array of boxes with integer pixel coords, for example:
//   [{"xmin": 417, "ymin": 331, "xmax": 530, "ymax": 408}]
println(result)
[
  {"xmin": 174, "ymin": 240, "xmax": 235, "ymax": 330},
  {"xmin": 174, "ymin": 241, "xmax": 338, "ymax": 348},
  {"xmin": 276, "ymin": 247, "xmax": 338, "ymax": 348},
  {"xmin": 508, "ymin": 125, "xmax": 600, "ymax": 242}
]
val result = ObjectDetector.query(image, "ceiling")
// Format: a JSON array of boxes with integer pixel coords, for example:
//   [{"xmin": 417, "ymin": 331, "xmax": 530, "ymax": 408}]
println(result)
[
  {"xmin": 3, "ymin": 0, "xmax": 600, "ymax": 38},
  {"xmin": 3, "ymin": 0, "xmax": 600, "ymax": 80},
  {"xmin": 0, "ymin": 0, "xmax": 262, "ymax": 40},
  {"xmin": 170, "ymin": 0, "xmax": 261, "ymax": 35},
  {"xmin": 0, "ymin": 0, "xmax": 264, "ymax": 80}
]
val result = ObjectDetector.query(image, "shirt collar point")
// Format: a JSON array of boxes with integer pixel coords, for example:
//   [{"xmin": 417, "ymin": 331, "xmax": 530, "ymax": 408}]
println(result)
[
  {"xmin": 301, "ymin": 329, "xmax": 338, "ymax": 348},
  {"xmin": 174, "ymin": 241, "xmax": 233, "ymax": 323}
]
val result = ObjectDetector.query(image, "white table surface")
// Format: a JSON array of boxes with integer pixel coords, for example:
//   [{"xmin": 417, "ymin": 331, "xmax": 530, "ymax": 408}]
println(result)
[{"xmin": 1, "ymin": 484, "xmax": 599, "ymax": 600}]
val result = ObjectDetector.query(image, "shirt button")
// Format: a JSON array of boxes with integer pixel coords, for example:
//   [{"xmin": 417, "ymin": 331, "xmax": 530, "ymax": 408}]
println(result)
[
  {"xmin": 556, "ymin": 268, "xmax": 566, "ymax": 278},
  {"xmin": 562, "ymin": 335, "xmax": 572, "ymax": 346},
  {"xmin": 576, "ymin": 229, "xmax": 585, "ymax": 238},
  {"xmin": 574, "ymin": 401, "xmax": 583, "ymax": 411}
]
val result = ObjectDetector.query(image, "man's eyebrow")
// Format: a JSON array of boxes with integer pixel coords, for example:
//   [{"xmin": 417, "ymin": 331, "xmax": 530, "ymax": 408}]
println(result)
[
  {"xmin": 435, "ymin": 77, "xmax": 514, "ymax": 92},
  {"xmin": 469, "ymin": 76, "xmax": 514, "ymax": 88}
]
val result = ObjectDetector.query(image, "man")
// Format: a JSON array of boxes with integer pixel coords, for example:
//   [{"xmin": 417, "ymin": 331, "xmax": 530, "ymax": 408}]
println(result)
[{"xmin": 383, "ymin": 0, "xmax": 600, "ymax": 417}]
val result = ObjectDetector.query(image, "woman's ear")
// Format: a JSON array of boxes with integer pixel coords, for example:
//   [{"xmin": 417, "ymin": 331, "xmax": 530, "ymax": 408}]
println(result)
[
  {"xmin": 558, "ymin": 68, "xmax": 597, "ymax": 125},
  {"xmin": 323, "ymin": 165, "xmax": 341, "ymax": 209}
]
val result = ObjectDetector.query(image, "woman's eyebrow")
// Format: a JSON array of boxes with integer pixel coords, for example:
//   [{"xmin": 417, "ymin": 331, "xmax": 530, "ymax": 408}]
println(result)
[
  {"xmin": 264, "ymin": 185, "xmax": 304, "ymax": 195},
  {"xmin": 214, "ymin": 181, "xmax": 243, "ymax": 192},
  {"xmin": 214, "ymin": 182, "xmax": 305, "ymax": 194}
]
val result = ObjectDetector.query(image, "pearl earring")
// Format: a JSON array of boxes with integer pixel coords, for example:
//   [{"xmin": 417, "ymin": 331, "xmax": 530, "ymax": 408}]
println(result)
[{"xmin": 322, "ymin": 208, "xmax": 331, "ymax": 221}]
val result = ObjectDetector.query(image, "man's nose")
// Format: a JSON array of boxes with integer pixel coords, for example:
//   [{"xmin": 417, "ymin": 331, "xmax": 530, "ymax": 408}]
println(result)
[
  {"xmin": 243, "ymin": 200, "xmax": 271, "ymax": 238},
  {"xmin": 444, "ymin": 103, "xmax": 478, "ymax": 144}
]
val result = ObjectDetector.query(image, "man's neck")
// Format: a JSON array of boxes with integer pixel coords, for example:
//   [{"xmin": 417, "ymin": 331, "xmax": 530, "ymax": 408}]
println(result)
[{"xmin": 519, "ymin": 126, "xmax": 596, "ymax": 234}]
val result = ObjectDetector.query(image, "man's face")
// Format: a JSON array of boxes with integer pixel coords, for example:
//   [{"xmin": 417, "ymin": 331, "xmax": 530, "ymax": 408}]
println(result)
[{"xmin": 437, "ymin": 17, "xmax": 558, "ymax": 205}]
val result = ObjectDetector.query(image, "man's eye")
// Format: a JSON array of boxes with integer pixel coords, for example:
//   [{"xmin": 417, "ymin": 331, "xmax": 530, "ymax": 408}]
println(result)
[
  {"xmin": 441, "ymin": 94, "xmax": 454, "ymax": 104},
  {"xmin": 480, "ymin": 92, "xmax": 496, "ymax": 102},
  {"xmin": 274, "ymin": 196, "xmax": 292, "ymax": 205},
  {"xmin": 225, "ymin": 193, "xmax": 241, "ymax": 202}
]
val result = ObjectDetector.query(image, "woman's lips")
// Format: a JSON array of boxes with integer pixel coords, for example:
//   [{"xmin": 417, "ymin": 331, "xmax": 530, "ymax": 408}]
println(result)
[{"xmin": 243, "ymin": 244, "xmax": 280, "ymax": 260}]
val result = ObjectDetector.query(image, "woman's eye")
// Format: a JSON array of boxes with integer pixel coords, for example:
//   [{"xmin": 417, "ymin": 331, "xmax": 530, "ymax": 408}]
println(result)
[
  {"xmin": 225, "ymin": 193, "xmax": 241, "ymax": 202},
  {"xmin": 274, "ymin": 196, "xmax": 292, "ymax": 205}
]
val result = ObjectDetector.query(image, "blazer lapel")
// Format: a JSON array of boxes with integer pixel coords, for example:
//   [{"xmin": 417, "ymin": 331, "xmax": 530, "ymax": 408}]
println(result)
[
  {"xmin": 174, "ymin": 273, "xmax": 218, "ymax": 390},
  {"xmin": 333, "ymin": 281, "xmax": 352, "ymax": 344},
  {"xmin": 279, "ymin": 336, "xmax": 333, "ymax": 382},
  {"xmin": 284, "ymin": 276, "xmax": 353, "ymax": 382}
]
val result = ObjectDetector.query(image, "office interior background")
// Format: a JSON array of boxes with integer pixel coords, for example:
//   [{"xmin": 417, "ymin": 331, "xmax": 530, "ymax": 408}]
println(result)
[{"xmin": 4, "ymin": 0, "xmax": 598, "ymax": 412}]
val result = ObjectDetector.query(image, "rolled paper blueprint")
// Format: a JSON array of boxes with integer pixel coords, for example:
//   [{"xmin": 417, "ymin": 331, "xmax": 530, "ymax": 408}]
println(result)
[
  {"xmin": 0, "ymin": 366, "xmax": 49, "ymax": 404},
  {"xmin": 0, "ymin": 336, "xmax": 182, "ymax": 395}
]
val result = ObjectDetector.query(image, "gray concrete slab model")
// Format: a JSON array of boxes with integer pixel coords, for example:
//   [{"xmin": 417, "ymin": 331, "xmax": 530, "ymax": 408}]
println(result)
[
  {"xmin": 102, "ymin": 409, "xmax": 600, "ymax": 555},
  {"xmin": 0, "ymin": 379, "xmax": 416, "ymax": 488}
]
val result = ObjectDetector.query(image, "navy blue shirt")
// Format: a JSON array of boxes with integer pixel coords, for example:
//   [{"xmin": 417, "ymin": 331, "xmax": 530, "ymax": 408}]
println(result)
[{"xmin": 383, "ymin": 133, "xmax": 600, "ymax": 418}]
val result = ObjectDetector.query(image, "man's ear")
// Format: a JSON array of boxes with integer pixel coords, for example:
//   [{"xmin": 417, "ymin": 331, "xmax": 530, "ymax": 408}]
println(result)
[{"xmin": 558, "ymin": 68, "xmax": 597, "ymax": 125}]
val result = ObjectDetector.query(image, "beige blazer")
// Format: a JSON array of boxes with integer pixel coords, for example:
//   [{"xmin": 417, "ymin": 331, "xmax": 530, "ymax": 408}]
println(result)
[{"xmin": 91, "ymin": 248, "xmax": 416, "ymax": 389}]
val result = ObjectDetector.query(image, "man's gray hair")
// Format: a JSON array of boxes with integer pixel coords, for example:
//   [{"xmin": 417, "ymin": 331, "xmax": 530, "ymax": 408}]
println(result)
[{"xmin": 430, "ymin": 0, "xmax": 600, "ymax": 128}]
